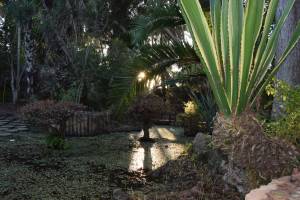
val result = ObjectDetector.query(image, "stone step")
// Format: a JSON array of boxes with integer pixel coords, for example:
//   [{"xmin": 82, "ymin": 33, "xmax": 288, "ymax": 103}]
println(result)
[
  {"xmin": 0, "ymin": 133, "xmax": 12, "ymax": 137},
  {"xmin": 1, "ymin": 126, "xmax": 15, "ymax": 129},
  {"xmin": 0, "ymin": 114, "xmax": 29, "ymax": 134},
  {"xmin": 14, "ymin": 128, "xmax": 29, "ymax": 132},
  {"xmin": 0, "ymin": 120, "xmax": 13, "ymax": 123},
  {"xmin": 5, "ymin": 129, "xmax": 20, "ymax": 133},
  {"xmin": 9, "ymin": 124, "xmax": 27, "ymax": 127}
]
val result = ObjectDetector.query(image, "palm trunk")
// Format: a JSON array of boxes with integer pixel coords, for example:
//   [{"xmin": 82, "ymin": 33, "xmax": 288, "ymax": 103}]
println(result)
[
  {"xmin": 272, "ymin": 0, "xmax": 300, "ymax": 117},
  {"xmin": 24, "ymin": 22, "xmax": 34, "ymax": 99}
]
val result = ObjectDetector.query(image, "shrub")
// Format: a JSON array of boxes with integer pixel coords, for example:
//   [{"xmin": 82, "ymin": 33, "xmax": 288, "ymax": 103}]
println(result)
[
  {"xmin": 45, "ymin": 134, "xmax": 69, "ymax": 150},
  {"xmin": 21, "ymin": 100, "xmax": 86, "ymax": 136},
  {"xmin": 266, "ymin": 80, "xmax": 300, "ymax": 146},
  {"xmin": 128, "ymin": 94, "xmax": 165, "ymax": 141},
  {"xmin": 176, "ymin": 101, "xmax": 201, "ymax": 137}
]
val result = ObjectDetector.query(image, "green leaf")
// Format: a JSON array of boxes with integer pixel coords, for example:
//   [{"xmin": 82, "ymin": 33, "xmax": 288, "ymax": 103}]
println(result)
[
  {"xmin": 179, "ymin": 0, "xmax": 231, "ymax": 115},
  {"xmin": 228, "ymin": 0, "xmax": 243, "ymax": 111},
  {"xmin": 237, "ymin": 0, "xmax": 265, "ymax": 113},
  {"xmin": 179, "ymin": 0, "xmax": 300, "ymax": 117}
]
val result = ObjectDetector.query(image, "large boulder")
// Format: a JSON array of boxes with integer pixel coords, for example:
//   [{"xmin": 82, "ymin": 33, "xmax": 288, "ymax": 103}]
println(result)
[{"xmin": 245, "ymin": 172, "xmax": 300, "ymax": 200}]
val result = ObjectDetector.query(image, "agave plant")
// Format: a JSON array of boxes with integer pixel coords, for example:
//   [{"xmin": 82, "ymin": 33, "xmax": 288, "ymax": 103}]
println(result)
[{"xmin": 179, "ymin": 0, "xmax": 300, "ymax": 116}]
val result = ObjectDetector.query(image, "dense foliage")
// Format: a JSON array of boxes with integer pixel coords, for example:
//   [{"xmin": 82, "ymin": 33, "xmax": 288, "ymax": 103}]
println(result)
[
  {"xmin": 266, "ymin": 80, "xmax": 300, "ymax": 146},
  {"xmin": 177, "ymin": 101, "xmax": 202, "ymax": 136}
]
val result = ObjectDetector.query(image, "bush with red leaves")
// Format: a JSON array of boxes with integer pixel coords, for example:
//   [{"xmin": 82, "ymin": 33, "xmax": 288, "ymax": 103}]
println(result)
[
  {"xmin": 128, "ymin": 94, "xmax": 165, "ymax": 140},
  {"xmin": 21, "ymin": 100, "xmax": 86, "ymax": 136}
]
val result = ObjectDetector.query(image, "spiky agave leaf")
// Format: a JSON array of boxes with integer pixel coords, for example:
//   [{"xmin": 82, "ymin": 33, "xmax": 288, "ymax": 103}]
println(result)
[{"xmin": 179, "ymin": 0, "xmax": 300, "ymax": 116}]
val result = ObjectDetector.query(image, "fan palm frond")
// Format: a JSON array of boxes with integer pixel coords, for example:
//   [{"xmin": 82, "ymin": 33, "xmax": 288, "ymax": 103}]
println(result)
[
  {"xmin": 131, "ymin": 2, "xmax": 185, "ymax": 45},
  {"xmin": 110, "ymin": 40, "xmax": 200, "ymax": 114},
  {"xmin": 139, "ymin": 41, "xmax": 200, "ymax": 77}
]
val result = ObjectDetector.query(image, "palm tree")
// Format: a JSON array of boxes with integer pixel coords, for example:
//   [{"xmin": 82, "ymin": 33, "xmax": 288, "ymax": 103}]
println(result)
[
  {"xmin": 111, "ymin": 0, "xmax": 206, "ymax": 113},
  {"xmin": 130, "ymin": 0, "xmax": 185, "ymax": 45}
]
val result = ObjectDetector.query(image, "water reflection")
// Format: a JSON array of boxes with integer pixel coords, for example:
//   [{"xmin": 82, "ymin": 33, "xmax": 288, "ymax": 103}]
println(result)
[
  {"xmin": 156, "ymin": 128, "xmax": 177, "ymax": 141},
  {"xmin": 128, "ymin": 127, "xmax": 186, "ymax": 171}
]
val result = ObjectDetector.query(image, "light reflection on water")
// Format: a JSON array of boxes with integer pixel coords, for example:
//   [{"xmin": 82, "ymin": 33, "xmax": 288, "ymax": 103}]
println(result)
[{"xmin": 128, "ymin": 127, "xmax": 186, "ymax": 171}]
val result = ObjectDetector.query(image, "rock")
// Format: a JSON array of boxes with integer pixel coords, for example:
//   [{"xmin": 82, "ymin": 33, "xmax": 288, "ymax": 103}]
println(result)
[
  {"xmin": 113, "ymin": 188, "xmax": 130, "ymax": 200},
  {"xmin": 245, "ymin": 172, "xmax": 300, "ymax": 200},
  {"xmin": 193, "ymin": 133, "xmax": 249, "ymax": 194},
  {"xmin": 192, "ymin": 133, "xmax": 211, "ymax": 155},
  {"xmin": 221, "ymin": 162, "xmax": 250, "ymax": 195},
  {"xmin": 192, "ymin": 133, "xmax": 226, "ymax": 174}
]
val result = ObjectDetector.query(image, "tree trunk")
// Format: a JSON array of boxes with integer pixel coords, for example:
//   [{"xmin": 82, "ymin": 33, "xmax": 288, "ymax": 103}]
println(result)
[
  {"xmin": 11, "ymin": 22, "xmax": 22, "ymax": 104},
  {"xmin": 272, "ymin": 0, "xmax": 300, "ymax": 117},
  {"xmin": 141, "ymin": 123, "xmax": 151, "ymax": 141},
  {"xmin": 11, "ymin": 87, "xmax": 18, "ymax": 105},
  {"xmin": 24, "ymin": 22, "xmax": 34, "ymax": 99},
  {"xmin": 142, "ymin": 126, "xmax": 150, "ymax": 140}
]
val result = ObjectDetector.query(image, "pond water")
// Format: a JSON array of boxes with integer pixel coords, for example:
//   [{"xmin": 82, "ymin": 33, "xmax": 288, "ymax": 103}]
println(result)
[
  {"xmin": 128, "ymin": 127, "xmax": 187, "ymax": 171},
  {"xmin": 0, "ymin": 124, "xmax": 192, "ymax": 199}
]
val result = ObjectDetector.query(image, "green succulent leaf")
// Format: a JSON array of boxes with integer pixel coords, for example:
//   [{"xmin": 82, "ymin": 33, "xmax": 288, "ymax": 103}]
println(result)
[{"xmin": 179, "ymin": 0, "xmax": 300, "ymax": 116}]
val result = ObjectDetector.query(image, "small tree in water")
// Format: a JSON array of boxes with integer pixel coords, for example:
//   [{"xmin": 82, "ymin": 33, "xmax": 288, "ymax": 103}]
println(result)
[{"xmin": 129, "ymin": 94, "xmax": 164, "ymax": 142}]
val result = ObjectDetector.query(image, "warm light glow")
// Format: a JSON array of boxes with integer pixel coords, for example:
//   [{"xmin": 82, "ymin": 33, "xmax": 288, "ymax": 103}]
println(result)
[
  {"xmin": 128, "ymin": 127, "xmax": 185, "ymax": 171},
  {"xmin": 128, "ymin": 147, "xmax": 145, "ymax": 171},
  {"xmin": 137, "ymin": 71, "xmax": 147, "ymax": 82},
  {"xmin": 157, "ymin": 128, "xmax": 177, "ymax": 141}
]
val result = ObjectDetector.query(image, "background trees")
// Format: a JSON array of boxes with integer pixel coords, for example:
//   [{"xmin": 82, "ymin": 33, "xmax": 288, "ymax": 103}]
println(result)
[
  {"xmin": 0, "ymin": 0, "xmax": 145, "ymax": 107},
  {"xmin": 0, "ymin": 0, "xmax": 299, "ymax": 128}
]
